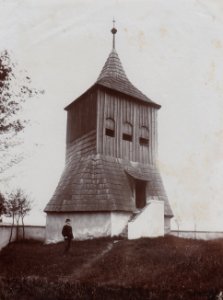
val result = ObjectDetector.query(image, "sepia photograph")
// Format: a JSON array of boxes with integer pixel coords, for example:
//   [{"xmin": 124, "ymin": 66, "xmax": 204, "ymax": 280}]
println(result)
[{"xmin": 0, "ymin": 0, "xmax": 223, "ymax": 299}]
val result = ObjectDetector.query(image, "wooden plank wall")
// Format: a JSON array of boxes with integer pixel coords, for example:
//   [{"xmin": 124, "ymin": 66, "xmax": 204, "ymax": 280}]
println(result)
[
  {"xmin": 66, "ymin": 90, "xmax": 97, "ymax": 144},
  {"xmin": 97, "ymin": 89, "xmax": 158, "ymax": 165}
]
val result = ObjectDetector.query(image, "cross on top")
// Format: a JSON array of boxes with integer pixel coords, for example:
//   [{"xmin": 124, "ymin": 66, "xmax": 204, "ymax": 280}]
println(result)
[
  {"xmin": 111, "ymin": 18, "xmax": 117, "ymax": 49},
  {"xmin": 113, "ymin": 18, "xmax": 116, "ymax": 28}
]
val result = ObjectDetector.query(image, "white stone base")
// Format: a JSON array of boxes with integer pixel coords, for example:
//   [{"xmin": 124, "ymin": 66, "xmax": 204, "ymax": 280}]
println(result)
[
  {"xmin": 45, "ymin": 211, "xmax": 131, "ymax": 243},
  {"xmin": 128, "ymin": 200, "xmax": 164, "ymax": 239}
]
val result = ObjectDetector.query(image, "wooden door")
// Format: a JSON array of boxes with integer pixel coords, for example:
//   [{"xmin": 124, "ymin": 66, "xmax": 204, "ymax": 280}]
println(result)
[{"xmin": 135, "ymin": 180, "xmax": 146, "ymax": 209}]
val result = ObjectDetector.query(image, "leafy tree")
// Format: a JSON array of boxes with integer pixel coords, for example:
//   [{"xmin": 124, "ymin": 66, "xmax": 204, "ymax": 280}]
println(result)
[
  {"xmin": 5, "ymin": 189, "xmax": 32, "ymax": 241},
  {"xmin": 0, "ymin": 50, "xmax": 43, "ymax": 173}
]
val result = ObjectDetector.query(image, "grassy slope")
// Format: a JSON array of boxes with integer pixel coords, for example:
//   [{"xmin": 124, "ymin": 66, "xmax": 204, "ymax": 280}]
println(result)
[{"xmin": 0, "ymin": 236, "xmax": 223, "ymax": 299}]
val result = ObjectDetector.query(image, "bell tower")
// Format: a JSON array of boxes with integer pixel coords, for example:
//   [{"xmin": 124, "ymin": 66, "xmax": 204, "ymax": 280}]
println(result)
[{"xmin": 45, "ymin": 23, "xmax": 173, "ymax": 242}]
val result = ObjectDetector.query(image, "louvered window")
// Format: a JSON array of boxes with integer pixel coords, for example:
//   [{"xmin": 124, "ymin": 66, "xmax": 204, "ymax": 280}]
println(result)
[
  {"xmin": 122, "ymin": 122, "xmax": 133, "ymax": 142},
  {"xmin": 139, "ymin": 126, "xmax": 149, "ymax": 146},
  {"xmin": 105, "ymin": 118, "xmax": 115, "ymax": 137}
]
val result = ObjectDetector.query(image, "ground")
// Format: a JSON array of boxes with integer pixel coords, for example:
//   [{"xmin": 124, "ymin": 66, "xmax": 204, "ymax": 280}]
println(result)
[{"xmin": 0, "ymin": 236, "xmax": 223, "ymax": 299}]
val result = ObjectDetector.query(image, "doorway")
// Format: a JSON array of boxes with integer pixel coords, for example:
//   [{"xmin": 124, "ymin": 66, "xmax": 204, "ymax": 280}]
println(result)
[{"xmin": 135, "ymin": 180, "xmax": 147, "ymax": 209}]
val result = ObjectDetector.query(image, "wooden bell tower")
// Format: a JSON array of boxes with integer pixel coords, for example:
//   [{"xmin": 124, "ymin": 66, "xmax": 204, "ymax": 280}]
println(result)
[{"xmin": 45, "ymin": 23, "xmax": 173, "ymax": 242}]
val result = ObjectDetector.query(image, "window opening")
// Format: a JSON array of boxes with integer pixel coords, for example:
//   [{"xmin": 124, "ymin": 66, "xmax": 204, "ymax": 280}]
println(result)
[
  {"xmin": 123, "ymin": 133, "xmax": 132, "ymax": 141},
  {"xmin": 139, "ymin": 137, "xmax": 149, "ymax": 146},
  {"xmin": 139, "ymin": 126, "xmax": 149, "ymax": 146},
  {"xmin": 106, "ymin": 128, "xmax": 115, "ymax": 137},
  {"xmin": 105, "ymin": 118, "xmax": 115, "ymax": 138},
  {"xmin": 122, "ymin": 122, "xmax": 133, "ymax": 142}
]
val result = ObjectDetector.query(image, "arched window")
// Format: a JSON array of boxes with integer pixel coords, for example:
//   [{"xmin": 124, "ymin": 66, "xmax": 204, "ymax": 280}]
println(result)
[
  {"xmin": 105, "ymin": 118, "xmax": 115, "ymax": 137},
  {"xmin": 122, "ymin": 122, "xmax": 133, "ymax": 142},
  {"xmin": 139, "ymin": 126, "xmax": 149, "ymax": 146}
]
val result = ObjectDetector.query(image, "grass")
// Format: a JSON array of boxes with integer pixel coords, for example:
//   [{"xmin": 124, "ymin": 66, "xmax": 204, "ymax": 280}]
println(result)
[{"xmin": 1, "ymin": 236, "xmax": 223, "ymax": 299}]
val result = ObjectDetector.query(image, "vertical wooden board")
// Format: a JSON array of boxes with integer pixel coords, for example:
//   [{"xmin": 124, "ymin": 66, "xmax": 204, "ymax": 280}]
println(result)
[
  {"xmin": 97, "ymin": 89, "xmax": 105, "ymax": 154},
  {"xmin": 118, "ymin": 95, "xmax": 122, "ymax": 158},
  {"xmin": 151, "ymin": 108, "xmax": 156, "ymax": 165},
  {"xmin": 154, "ymin": 109, "xmax": 158, "ymax": 162},
  {"xmin": 126, "ymin": 99, "xmax": 130, "ymax": 123},
  {"xmin": 138, "ymin": 105, "xmax": 143, "ymax": 163},
  {"xmin": 110, "ymin": 94, "xmax": 115, "ymax": 157},
  {"xmin": 67, "ymin": 92, "xmax": 97, "ymax": 144},
  {"xmin": 111, "ymin": 95, "xmax": 115, "ymax": 157},
  {"xmin": 148, "ymin": 107, "xmax": 152, "ymax": 164},
  {"xmin": 119, "ymin": 96, "xmax": 122, "ymax": 158},
  {"xmin": 150, "ymin": 108, "xmax": 154, "ymax": 164},
  {"xmin": 114, "ymin": 95, "xmax": 118, "ymax": 157},
  {"xmin": 134, "ymin": 102, "xmax": 139, "ymax": 162},
  {"xmin": 122, "ymin": 140, "xmax": 125, "ymax": 159},
  {"xmin": 129, "ymin": 101, "xmax": 133, "ymax": 161},
  {"xmin": 103, "ymin": 92, "xmax": 107, "ymax": 154},
  {"xmin": 106, "ymin": 94, "xmax": 110, "ymax": 155},
  {"xmin": 95, "ymin": 90, "xmax": 157, "ymax": 164},
  {"xmin": 119, "ymin": 96, "xmax": 123, "ymax": 159},
  {"xmin": 144, "ymin": 106, "xmax": 148, "ymax": 163},
  {"xmin": 129, "ymin": 141, "xmax": 131, "ymax": 161},
  {"xmin": 102, "ymin": 91, "xmax": 118, "ymax": 157},
  {"xmin": 132, "ymin": 101, "xmax": 136, "ymax": 162},
  {"xmin": 129, "ymin": 101, "xmax": 132, "ymax": 161},
  {"xmin": 113, "ymin": 96, "xmax": 116, "ymax": 157}
]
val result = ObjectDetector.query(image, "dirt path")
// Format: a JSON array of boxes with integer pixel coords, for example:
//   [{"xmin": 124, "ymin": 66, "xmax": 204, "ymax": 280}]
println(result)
[{"xmin": 61, "ymin": 241, "xmax": 114, "ymax": 282}]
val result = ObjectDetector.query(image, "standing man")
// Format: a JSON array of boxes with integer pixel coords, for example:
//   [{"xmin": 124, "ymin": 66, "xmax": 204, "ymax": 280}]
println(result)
[{"xmin": 62, "ymin": 218, "xmax": 74, "ymax": 254}]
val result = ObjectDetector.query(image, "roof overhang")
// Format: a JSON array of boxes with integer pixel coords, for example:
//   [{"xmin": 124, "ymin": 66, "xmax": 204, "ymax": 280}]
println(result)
[
  {"xmin": 64, "ymin": 83, "xmax": 161, "ymax": 111},
  {"xmin": 124, "ymin": 167, "xmax": 151, "ymax": 181}
]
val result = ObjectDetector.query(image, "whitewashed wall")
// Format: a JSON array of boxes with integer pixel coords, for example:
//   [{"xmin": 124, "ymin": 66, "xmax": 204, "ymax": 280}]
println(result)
[
  {"xmin": 128, "ymin": 200, "xmax": 164, "ymax": 239},
  {"xmin": 0, "ymin": 225, "xmax": 16, "ymax": 250},
  {"xmin": 45, "ymin": 212, "xmax": 111, "ymax": 243},
  {"xmin": 111, "ymin": 212, "xmax": 131, "ymax": 237},
  {"xmin": 19, "ymin": 226, "xmax": 45, "ymax": 241},
  {"xmin": 0, "ymin": 225, "xmax": 45, "ymax": 251}
]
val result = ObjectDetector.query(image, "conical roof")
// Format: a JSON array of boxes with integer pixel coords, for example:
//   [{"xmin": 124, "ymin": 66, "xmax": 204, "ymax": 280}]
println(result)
[
  {"xmin": 97, "ymin": 49, "xmax": 127, "ymax": 81},
  {"xmin": 96, "ymin": 49, "xmax": 160, "ymax": 107},
  {"xmin": 65, "ymin": 26, "xmax": 161, "ymax": 110}
]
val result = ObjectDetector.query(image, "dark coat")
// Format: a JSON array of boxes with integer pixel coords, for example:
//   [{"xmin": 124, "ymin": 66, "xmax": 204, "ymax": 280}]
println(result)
[{"xmin": 62, "ymin": 224, "xmax": 74, "ymax": 240}]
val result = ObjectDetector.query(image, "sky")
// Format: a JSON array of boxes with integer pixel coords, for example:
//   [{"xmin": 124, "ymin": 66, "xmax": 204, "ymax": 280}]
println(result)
[{"xmin": 0, "ymin": 0, "xmax": 223, "ymax": 230}]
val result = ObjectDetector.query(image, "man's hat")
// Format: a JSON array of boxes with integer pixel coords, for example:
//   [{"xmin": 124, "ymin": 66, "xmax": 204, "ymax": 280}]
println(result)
[{"xmin": 65, "ymin": 218, "xmax": 71, "ymax": 223}]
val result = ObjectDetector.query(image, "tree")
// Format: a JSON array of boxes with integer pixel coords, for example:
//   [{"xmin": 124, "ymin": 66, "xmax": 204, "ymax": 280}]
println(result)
[
  {"xmin": 5, "ymin": 191, "xmax": 20, "ymax": 242},
  {"xmin": 0, "ymin": 50, "xmax": 43, "ymax": 173},
  {"xmin": 0, "ymin": 191, "xmax": 5, "ymax": 222},
  {"xmin": 17, "ymin": 191, "xmax": 31, "ymax": 239},
  {"xmin": 5, "ymin": 189, "xmax": 32, "ymax": 241}
]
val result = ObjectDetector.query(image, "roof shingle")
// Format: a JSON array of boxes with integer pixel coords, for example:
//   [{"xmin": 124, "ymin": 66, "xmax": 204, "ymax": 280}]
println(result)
[
  {"xmin": 96, "ymin": 49, "xmax": 160, "ymax": 107},
  {"xmin": 44, "ymin": 154, "xmax": 173, "ymax": 217}
]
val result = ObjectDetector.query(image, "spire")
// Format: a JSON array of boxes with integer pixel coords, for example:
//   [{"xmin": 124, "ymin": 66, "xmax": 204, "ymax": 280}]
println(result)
[
  {"xmin": 97, "ymin": 49, "xmax": 128, "ymax": 81},
  {"xmin": 95, "ymin": 23, "xmax": 161, "ymax": 108},
  {"xmin": 111, "ymin": 18, "xmax": 117, "ymax": 49}
]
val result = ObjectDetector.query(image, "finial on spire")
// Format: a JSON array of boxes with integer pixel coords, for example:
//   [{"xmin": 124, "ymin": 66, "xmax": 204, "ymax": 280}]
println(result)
[{"xmin": 111, "ymin": 18, "xmax": 117, "ymax": 49}]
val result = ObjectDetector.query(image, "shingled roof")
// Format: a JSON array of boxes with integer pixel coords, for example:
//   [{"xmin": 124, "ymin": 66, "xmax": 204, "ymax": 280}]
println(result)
[
  {"xmin": 65, "ymin": 46, "xmax": 161, "ymax": 110},
  {"xmin": 45, "ymin": 153, "xmax": 173, "ymax": 217},
  {"xmin": 44, "ymin": 154, "xmax": 134, "ymax": 212},
  {"xmin": 96, "ymin": 49, "xmax": 160, "ymax": 107}
]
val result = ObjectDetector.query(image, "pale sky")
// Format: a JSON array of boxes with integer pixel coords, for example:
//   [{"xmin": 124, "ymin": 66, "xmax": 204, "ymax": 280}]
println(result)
[{"xmin": 0, "ymin": 0, "xmax": 223, "ymax": 230}]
